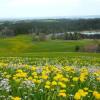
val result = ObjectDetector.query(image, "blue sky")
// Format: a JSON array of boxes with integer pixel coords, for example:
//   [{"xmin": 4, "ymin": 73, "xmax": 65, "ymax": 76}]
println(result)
[{"xmin": 0, "ymin": 0, "xmax": 100, "ymax": 19}]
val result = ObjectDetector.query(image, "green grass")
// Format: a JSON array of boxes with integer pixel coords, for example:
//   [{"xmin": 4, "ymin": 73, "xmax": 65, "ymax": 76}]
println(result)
[
  {"xmin": 0, "ymin": 35, "xmax": 100, "ymax": 57},
  {"xmin": 0, "ymin": 35, "xmax": 99, "ymax": 100}
]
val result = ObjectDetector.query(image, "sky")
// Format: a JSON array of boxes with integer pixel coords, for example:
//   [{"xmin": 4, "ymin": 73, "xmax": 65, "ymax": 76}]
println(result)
[{"xmin": 0, "ymin": 0, "xmax": 100, "ymax": 19}]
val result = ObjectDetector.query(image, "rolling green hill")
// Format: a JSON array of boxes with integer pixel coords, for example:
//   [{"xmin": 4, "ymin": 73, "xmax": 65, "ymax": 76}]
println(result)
[{"xmin": 0, "ymin": 35, "xmax": 100, "ymax": 57}]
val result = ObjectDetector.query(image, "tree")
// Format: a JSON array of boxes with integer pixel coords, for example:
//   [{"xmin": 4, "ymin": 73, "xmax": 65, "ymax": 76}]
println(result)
[
  {"xmin": 51, "ymin": 33, "xmax": 56, "ymax": 40},
  {"xmin": 0, "ymin": 27, "xmax": 15, "ymax": 38},
  {"xmin": 75, "ymin": 46, "xmax": 80, "ymax": 52},
  {"xmin": 96, "ymin": 44, "xmax": 100, "ymax": 53}
]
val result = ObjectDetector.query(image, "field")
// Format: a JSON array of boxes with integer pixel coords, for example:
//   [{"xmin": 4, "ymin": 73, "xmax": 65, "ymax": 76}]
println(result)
[
  {"xmin": 0, "ymin": 35, "xmax": 100, "ymax": 56},
  {"xmin": 0, "ymin": 57, "xmax": 100, "ymax": 100},
  {"xmin": 0, "ymin": 35, "xmax": 100, "ymax": 100}
]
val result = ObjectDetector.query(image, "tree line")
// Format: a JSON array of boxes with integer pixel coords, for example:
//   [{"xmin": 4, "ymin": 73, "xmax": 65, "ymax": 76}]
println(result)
[{"xmin": 0, "ymin": 18, "xmax": 100, "ymax": 39}]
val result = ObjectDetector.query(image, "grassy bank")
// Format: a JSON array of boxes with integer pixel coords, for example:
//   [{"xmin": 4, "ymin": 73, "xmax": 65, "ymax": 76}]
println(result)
[{"xmin": 0, "ymin": 35, "xmax": 99, "ymax": 57}]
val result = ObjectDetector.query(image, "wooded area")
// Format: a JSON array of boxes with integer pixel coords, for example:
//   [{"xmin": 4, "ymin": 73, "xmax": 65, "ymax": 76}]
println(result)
[{"xmin": 0, "ymin": 18, "xmax": 100, "ymax": 39}]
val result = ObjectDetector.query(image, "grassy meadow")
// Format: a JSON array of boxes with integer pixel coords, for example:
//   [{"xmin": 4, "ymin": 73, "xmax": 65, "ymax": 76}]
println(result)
[
  {"xmin": 0, "ymin": 35, "xmax": 100, "ymax": 57},
  {"xmin": 0, "ymin": 35, "xmax": 100, "ymax": 100}
]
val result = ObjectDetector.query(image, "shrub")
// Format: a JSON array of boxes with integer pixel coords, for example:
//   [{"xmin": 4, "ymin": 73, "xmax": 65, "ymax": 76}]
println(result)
[{"xmin": 75, "ymin": 45, "xmax": 80, "ymax": 52}]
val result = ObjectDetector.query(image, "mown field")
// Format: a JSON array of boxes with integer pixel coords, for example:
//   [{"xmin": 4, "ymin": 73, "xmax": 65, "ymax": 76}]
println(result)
[
  {"xmin": 0, "ymin": 35, "xmax": 100, "ymax": 57},
  {"xmin": 0, "ymin": 35, "xmax": 100, "ymax": 100}
]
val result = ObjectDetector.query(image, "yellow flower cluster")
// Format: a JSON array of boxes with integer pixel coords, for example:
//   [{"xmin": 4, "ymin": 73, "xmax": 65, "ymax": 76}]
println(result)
[
  {"xmin": 58, "ymin": 89, "xmax": 67, "ymax": 97},
  {"xmin": 94, "ymin": 70, "xmax": 100, "ymax": 81},
  {"xmin": 0, "ymin": 62, "xmax": 99, "ymax": 100},
  {"xmin": 13, "ymin": 69, "xmax": 27, "ymax": 82},
  {"xmin": 93, "ymin": 91, "xmax": 100, "ymax": 100},
  {"xmin": 79, "ymin": 68, "xmax": 88, "ymax": 82},
  {"xmin": 0, "ymin": 62, "xmax": 8, "ymax": 68},
  {"xmin": 74, "ymin": 89, "xmax": 88, "ymax": 100},
  {"xmin": 12, "ymin": 97, "xmax": 21, "ymax": 100},
  {"xmin": 63, "ymin": 66, "xmax": 75, "ymax": 73}
]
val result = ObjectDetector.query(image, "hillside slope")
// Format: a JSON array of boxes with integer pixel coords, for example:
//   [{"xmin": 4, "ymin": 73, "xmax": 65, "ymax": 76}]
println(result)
[{"xmin": 0, "ymin": 35, "xmax": 100, "ymax": 57}]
